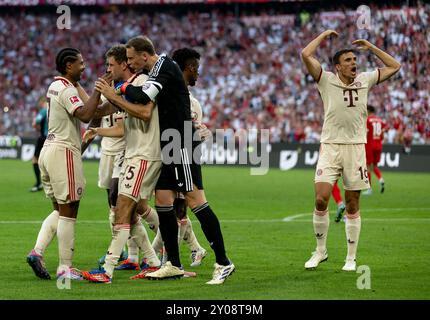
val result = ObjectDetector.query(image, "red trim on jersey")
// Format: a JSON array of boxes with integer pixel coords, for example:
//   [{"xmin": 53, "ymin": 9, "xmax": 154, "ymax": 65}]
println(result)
[
  {"xmin": 66, "ymin": 149, "xmax": 76, "ymax": 201},
  {"xmin": 132, "ymin": 160, "xmax": 147, "ymax": 198},
  {"xmin": 376, "ymin": 68, "xmax": 381, "ymax": 85},
  {"xmin": 54, "ymin": 76, "xmax": 73, "ymax": 87},
  {"xmin": 120, "ymin": 82, "xmax": 130, "ymax": 94},
  {"xmin": 316, "ymin": 68, "xmax": 323, "ymax": 83}
]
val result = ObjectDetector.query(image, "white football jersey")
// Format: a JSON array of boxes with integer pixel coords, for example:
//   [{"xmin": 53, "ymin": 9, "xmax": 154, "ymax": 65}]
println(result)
[
  {"xmin": 189, "ymin": 91, "xmax": 203, "ymax": 124},
  {"xmin": 317, "ymin": 69, "xmax": 380, "ymax": 144},
  {"xmin": 45, "ymin": 76, "xmax": 84, "ymax": 153},
  {"xmin": 123, "ymin": 73, "xmax": 161, "ymax": 161}
]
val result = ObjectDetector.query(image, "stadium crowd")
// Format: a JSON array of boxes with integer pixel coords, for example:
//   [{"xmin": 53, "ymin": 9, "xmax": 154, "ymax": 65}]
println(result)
[{"xmin": 0, "ymin": 4, "xmax": 429, "ymax": 145}]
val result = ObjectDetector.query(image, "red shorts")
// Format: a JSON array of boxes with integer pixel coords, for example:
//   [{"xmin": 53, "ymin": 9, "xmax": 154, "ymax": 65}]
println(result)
[{"xmin": 365, "ymin": 144, "xmax": 382, "ymax": 165}]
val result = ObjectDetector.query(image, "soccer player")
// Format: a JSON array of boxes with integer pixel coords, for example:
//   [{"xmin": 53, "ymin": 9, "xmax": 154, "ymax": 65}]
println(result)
[
  {"xmin": 363, "ymin": 105, "xmax": 386, "ymax": 195},
  {"xmin": 83, "ymin": 45, "xmax": 159, "ymax": 270},
  {"xmin": 114, "ymin": 36, "xmax": 234, "ymax": 284},
  {"xmin": 26, "ymin": 48, "xmax": 106, "ymax": 280},
  {"xmin": 301, "ymin": 30, "xmax": 401, "ymax": 271},
  {"xmin": 151, "ymin": 48, "xmax": 209, "ymax": 267},
  {"xmin": 29, "ymin": 96, "xmax": 48, "ymax": 192},
  {"xmin": 82, "ymin": 40, "xmax": 162, "ymax": 283}
]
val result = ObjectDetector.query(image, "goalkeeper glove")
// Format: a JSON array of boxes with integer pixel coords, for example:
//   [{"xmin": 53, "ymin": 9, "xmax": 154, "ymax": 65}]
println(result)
[{"xmin": 114, "ymin": 81, "xmax": 129, "ymax": 95}]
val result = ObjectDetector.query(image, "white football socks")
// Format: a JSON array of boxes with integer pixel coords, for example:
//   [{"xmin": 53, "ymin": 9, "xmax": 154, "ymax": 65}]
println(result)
[
  {"xmin": 345, "ymin": 211, "xmax": 361, "ymax": 260},
  {"xmin": 178, "ymin": 218, "xmax": 187, "ymax": 244},
  {"xmin": 127, "ymin": 237, "xmax": 139, "ymax": 264},
  {"xmin": 152, "ymin": 229, "xmax": 164, "ymax": 253},
  {"xmin": 183, "ymin": 218, "xmax": 202, "ymax": 251},
  {"xmin": 131, "ymin": 218, "xmax": 160, "ymax": 267},
  {"xmin": 108, "ymin": 208, "xmax": 115, "ymax": 234},
  {"xmin": 141, "ymin": 207, "xmax": 159, "ymax": 233},
  {"xmin": 104, "ymin": 224, "xmax": 130, "ymax": 277},
  {"xmin": 34, "ymin": 210, "xmax": 59, "ymax": 256},
  {"xmin": 57, "ymin": 216, "xmax": 76, "ymax": 268},
  {"xmin": 313, "ymin": 209, "xmax": 329, "ymax": 254}
]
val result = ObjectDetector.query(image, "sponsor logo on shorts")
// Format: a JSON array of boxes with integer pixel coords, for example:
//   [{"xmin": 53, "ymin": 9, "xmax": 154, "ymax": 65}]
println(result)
[
  {"xmin": 317, "ymin": 169, "xmax": 323, "ymax": 176},
  {"xmin": 77, "ymin": 187, "xmax": 82, "ymax": 195},
  {"xmin": 125, "ymin": 183, "xmax": 132, "ymax": 189},
  {"xmin": 178, "ymin": 183, "xmax": 184, "ymax": 187}
]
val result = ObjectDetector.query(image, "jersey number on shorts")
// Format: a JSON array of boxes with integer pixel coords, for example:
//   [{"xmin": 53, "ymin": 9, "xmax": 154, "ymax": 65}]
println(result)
[
  {"xmin": 125, "ymin": 165, "xmax": 136, "ymax": 180},
  {"xmin": 358, "ymin": 166, "xmax": 368, "ymax": 180}
]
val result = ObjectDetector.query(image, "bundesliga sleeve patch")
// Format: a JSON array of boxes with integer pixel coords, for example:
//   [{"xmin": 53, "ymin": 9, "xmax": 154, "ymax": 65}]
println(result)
[{"xmin": 69, "ymin": 96, "xmax": 81, "ymax": 104}]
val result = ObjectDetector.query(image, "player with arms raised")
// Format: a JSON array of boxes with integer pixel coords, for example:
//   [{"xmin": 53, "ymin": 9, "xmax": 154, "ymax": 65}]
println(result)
[{"xmin": 301, "ymin": 30, "xmax": 400, "ymax": 271}]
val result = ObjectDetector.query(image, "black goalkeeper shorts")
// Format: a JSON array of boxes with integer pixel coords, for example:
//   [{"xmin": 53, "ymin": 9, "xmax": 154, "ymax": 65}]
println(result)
[{"xmin": 155, "ymin": 148, "xmax": 203, "ymax": 192}]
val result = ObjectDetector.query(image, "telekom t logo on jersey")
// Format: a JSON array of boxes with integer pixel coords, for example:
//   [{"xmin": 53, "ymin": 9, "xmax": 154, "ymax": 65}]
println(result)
[{"xmin": 343, "ymin": 89, "xmax": 359, "ymax": 107}]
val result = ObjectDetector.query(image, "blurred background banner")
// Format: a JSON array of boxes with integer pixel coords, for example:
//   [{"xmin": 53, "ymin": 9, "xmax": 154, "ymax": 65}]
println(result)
[{"xmin": 2, "ymin": 136, "xmax": 429, "ymax": 172}]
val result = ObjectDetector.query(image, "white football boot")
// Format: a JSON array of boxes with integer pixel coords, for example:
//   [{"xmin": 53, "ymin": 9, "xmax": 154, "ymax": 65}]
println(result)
[
  {"xmin": 145, "ymin": 261, "xmax": 184, "ymax": 280},
  {"xmin": 190, "ymin": 247, "xmax": 207, "ymax": 267},
  {"xmin": 342, "ymin": 258, "xmax": 357, "ymax": 271},
  {"xmin": 206, "ymin": 262, "xmax": 235, "ymax": 285},
  {"xmin": 304, "ymin": 250, "xmax": 328, "ymax": 270}
]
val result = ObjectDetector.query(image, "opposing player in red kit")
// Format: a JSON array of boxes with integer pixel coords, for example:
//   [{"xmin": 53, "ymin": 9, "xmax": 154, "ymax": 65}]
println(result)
[{"xmin": 364, "ymin": 105, "xmax": 386, "ymax": 195}]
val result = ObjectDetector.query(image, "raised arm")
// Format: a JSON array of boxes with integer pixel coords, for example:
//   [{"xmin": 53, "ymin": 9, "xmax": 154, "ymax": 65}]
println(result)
[
  {"xmin": 93, "ymin": 100, "xmax": 119, "ymax": 118},
  {"xmin": 301, "ymin": 30, "xmax": 338, "ymax": 81},
  {"xmin": 352, "ymin": 39, "xmax": 401, "ymax": 83},
  {"xmin": 73, "ymin": 74, "xmax": 112, "ymax": 123},
  {"xmin": 73, "ymin": 91, "xmax": 101, "ymax": 123},
  {"xmin": 75, "ymin": 82, "xmax": 89, "ymax": 103}
]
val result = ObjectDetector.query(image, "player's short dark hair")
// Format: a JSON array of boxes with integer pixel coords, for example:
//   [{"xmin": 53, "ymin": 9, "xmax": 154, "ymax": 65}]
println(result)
[
  {"xmin": 332, "ymin": 49, "xmax": 356, "ymax": 65},
  {"xmin": 105, "ymin": 45, "xmax": 127, "ymax": 64},
  {"xmin": 367, "ymin": 105, "xmax": 376, "ymax": 113},
  {"xmin": 126, "ymin": 36, "xmax": 155, "ymax": 55},
  {"xmin": 56, "ymin": 47, "xmax": 81, "ymax": 74},
  {"xmin": 171, "ymin": 48, "xmax": 201, "ymax": 71}
]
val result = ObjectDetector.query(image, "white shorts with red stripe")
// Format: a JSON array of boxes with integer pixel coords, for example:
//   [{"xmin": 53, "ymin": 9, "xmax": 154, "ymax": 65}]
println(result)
[
  {"xmin": 38, "ymin": 144, "xmax": 85, "ymax": 204},
  {"xmin": 118, "ymin": 158, "xmax": 161, "ymax": 202}
]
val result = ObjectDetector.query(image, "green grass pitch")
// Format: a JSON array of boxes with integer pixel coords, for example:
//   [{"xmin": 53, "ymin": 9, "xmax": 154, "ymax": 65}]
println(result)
[{"xmin": 0, "ymin": 159, "xmax": 429, "ymax": 299}]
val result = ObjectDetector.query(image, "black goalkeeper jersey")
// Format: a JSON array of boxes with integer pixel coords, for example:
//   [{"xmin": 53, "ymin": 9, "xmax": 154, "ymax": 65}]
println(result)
[
  {"xmin": 147, "ymin": 55, "xmax": 193, "ymax": 146},
  {"xmin": 123, "ymin": 54, "xmax": 199, "ymax": 150}
]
